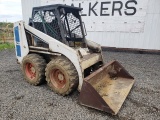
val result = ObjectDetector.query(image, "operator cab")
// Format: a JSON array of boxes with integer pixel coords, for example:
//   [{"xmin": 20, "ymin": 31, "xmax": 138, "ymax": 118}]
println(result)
[{"xmin": 29, "ymin": 4, "xmax": 87, "ymax": 47}]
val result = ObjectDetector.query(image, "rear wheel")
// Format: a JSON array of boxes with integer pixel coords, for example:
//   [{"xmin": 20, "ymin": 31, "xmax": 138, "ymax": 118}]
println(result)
[
  {"xmin": 45, "ymin": 56, "xmax": 79, "ymax": 95},
  {"xmin": 21, "ymin": 54, "xmax": 46, "ymax": 85}
]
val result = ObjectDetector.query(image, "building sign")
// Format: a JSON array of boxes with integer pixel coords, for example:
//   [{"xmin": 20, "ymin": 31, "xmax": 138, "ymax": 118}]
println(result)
[{"xmin": 41, "ymin": 0, "xmax": 149, "ymax": 32}]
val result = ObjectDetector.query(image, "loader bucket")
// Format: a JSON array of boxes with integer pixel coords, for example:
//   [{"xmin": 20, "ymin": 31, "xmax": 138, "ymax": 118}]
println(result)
[{"xmin": 79, "ymin": 61, "xmax": 134, "ymax": 115}]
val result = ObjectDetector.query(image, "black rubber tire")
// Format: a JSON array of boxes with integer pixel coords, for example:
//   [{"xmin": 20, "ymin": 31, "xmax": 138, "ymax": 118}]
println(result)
[
  {"xmin": 21, "ymin": 54, "xmax": 46, "ymax": 85},
  {"xmin": 45, "ymin": 56, "xmax": 79, "ymax": 96}
]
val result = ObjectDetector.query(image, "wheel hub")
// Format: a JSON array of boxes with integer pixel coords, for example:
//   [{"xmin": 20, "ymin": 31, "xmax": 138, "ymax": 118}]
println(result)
[
  {"xmin": 50, "ymin": 69, "xmax": 66, "ymax": 89},
  {"xmin": 31, "ymin": 67, "xmax": 36, "ymax": 73},
  {"xmin": 58, "ymin": 73, "xmax": 64, "ymax": 81},
  {"xmin": 25, "ymin": 63, "xmax": 36, "ymax": 80}
]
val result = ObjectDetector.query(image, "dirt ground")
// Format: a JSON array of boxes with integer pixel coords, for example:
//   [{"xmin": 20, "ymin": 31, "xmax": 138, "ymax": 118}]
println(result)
[{"xmin": 0, "ymin": 49, "xmax": 159, "ymax": 120}]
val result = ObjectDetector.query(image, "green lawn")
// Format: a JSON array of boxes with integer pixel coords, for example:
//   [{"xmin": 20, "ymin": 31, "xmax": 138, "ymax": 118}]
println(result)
[{"xmin": 0, "ymin": 43, "xmax": 15, "ymax": 50}]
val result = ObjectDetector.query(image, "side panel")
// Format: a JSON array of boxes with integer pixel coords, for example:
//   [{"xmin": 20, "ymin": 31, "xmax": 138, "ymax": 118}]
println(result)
[{"xmin": 14, "ymin": 21, "xmax": 29, "ymax": 63}]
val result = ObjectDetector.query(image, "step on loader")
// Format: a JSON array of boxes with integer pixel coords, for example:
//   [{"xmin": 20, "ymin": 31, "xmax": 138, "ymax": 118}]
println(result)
[{"xmin": 13, "ymin": 4, "xmax": 134, "ymax": 115}]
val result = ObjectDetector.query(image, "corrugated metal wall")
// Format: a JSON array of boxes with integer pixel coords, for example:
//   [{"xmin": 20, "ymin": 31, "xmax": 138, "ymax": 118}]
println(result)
[
  {"xmin": 21, "ymin": 0, "xmax": 41, "ymax": 24},
  {"xmin": 86, "ymin": 0, "xmax": 160, "ymax": 50},
  {"xmin": 21, "ymin": 0, "xmax": 160, "ymax": 50}
]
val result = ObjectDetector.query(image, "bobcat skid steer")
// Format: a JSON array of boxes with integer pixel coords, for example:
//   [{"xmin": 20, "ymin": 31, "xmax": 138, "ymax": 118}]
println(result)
[{"xmin": 13, "ymin": 4, "xmax": 134, "ymax": 115}]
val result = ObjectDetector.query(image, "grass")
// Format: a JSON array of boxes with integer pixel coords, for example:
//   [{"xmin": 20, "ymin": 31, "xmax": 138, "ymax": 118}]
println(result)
[{"xmin": 0, "ymin": 43, "xmax": 15, "ymax": 50}]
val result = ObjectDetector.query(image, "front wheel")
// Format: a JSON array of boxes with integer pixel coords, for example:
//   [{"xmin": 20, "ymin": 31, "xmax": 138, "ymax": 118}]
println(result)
[
  {"xmin": 45, "ymin": 56, "xmax": 79, "ymax": 96},
  {"xmin": 21, "ymin": 54, "xmax": 46, "ymax": 85}
]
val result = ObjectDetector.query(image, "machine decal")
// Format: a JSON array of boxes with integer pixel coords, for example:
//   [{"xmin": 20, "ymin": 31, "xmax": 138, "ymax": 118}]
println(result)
[
  {"xmin": 14, "ymin": 26, "xmax": 21, "ymax": 57},
  {"xmin": 16, "ymin": 45, "xmax": 21, "ymax": 57},
  {"xmin": 14, "ymin": 26, "xmax": 20, "ymax": 42}
]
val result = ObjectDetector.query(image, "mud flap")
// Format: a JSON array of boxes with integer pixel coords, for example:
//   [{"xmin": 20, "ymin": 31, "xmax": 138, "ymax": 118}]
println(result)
[{"xmin": 79, "ymin": 61, "xmax": 135, "ymax": 115}]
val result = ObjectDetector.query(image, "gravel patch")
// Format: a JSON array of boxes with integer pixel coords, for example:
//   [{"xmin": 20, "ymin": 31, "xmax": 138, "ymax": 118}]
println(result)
[{"xmin": 0, "ymin": 49, "xmax": 160, "ymax": 120}]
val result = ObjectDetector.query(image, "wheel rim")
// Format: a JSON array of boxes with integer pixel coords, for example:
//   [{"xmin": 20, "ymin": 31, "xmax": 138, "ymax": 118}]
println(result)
[
  {"xmin": 25, "ymin": 62, "xmax": 36, "ymax": 80},
  {"xmin": 50, "ymin": 69, "xmax": 66, "ymax": 89}
]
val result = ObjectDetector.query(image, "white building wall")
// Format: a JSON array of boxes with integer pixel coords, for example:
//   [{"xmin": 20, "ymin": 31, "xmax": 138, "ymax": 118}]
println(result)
[
  {"xmin": 21, "ymin": 0, "xmax": 160, "ymax": 50},
  {"xmin": 86, "ymin": 0, "xmax": 160, "ymax": 50},
  {"xmin": 21, "ymin": 0, "xmax": 41, "ymax": 24}
]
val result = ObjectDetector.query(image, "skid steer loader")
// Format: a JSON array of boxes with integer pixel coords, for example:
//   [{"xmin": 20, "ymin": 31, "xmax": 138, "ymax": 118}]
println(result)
[{"xmin": 13, "ymin": 4, "xmax": 134, "ymax": 115}]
